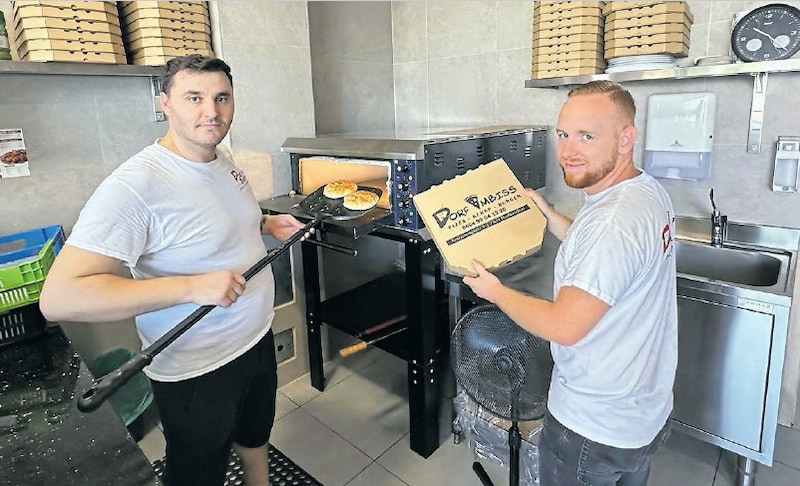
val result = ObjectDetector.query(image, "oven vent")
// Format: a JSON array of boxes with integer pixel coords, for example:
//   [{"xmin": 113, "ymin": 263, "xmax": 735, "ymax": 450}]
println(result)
[
  {"xmin": 476, "ymin": 145, "xmax": 484, "ymax": 158},
  {"xmin": 493, "ymin": 151, "xmax": 502, "ymax": 161},
  {"xmin": 521, "ymin": 169, "xmax": 532, "ymax": 183},
  {"xmin": 510, "ymin": 140, "xmax": 518, "ymax": 151},
  {"xmin": 525, "ymin": 145, "xmax": 532, "ymax": 157},
  {"xmin": 457, "ymin": 156, "xmax": 466, "ymax": 172},
  {"xmin": 433, "ymin": 151, "xmax": 445, "ymax": 166}
]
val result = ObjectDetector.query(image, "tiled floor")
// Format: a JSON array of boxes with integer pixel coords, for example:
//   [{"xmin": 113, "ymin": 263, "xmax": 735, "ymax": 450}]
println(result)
[{"xmin": 136, "ymin": 335, "xmax": 800, "ymax": 486}]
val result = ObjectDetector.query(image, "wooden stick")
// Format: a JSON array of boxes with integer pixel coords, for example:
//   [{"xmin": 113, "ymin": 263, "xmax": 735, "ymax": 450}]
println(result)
[{"xmin": 339, "ymin": 326, "xmax": 407, "ymax": 357}]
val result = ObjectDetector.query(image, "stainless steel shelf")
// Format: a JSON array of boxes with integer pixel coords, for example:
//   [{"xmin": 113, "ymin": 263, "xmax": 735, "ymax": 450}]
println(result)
[
  {"xmin": 0, "ymin": 60, "xmax": 161, "ymax": 77},
  {"xmin": 525, "ymin": 58, "xmax": 800, "ymax": 88}
]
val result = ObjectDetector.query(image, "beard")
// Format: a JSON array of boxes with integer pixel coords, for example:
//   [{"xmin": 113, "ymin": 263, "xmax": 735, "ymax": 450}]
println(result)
[{"xmin": 560, "ymin": 149, "xmax": 617, "ymax": 189}]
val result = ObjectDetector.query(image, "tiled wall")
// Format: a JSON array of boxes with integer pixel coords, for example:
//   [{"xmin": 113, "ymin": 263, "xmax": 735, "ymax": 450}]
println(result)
[{"xmin": 309, "ymin": 1, "xmax": 395, "ymax": 136}]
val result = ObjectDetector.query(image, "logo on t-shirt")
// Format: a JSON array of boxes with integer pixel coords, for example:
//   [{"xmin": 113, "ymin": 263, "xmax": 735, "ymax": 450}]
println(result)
[{"xmin": 230, "ymin": 169, "xmax": 249, "ymax": 190}]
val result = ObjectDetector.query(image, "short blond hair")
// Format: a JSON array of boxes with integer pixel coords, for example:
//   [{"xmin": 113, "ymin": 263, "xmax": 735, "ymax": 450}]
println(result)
[{"xmin": 568, "ymin": 80, "xmax": 635, "ymax": 124}]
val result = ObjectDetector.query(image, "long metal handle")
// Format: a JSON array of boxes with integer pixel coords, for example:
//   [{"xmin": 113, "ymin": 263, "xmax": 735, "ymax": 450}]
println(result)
[
  {"xmin": 77, "ymin": 217, "xmax": 321, "ymax": 413},
  {"xmin": 304, "ymin": 238, "xmax": 358, "ymax": 256}
]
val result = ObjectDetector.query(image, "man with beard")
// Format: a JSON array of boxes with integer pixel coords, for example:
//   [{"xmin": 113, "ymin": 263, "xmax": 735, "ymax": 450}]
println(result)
[
  {"xmin": 40, "ymin": 54, "xmax": 308, "ymax": 486},
  {"xmin": 463, "ymin": 80, "xmax": 677, "ymax": 486}
]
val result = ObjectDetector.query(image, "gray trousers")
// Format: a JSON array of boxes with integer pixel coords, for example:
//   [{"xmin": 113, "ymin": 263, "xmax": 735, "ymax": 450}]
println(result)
[{"xmin": 538, "ymin": 410, "xmax": 671, "ymax": 486}]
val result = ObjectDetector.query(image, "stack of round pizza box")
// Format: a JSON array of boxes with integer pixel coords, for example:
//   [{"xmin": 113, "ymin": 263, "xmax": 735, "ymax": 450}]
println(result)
[
  {"xmin": 119, "ymin": 1, "xmax": 212, "ymax": 66},
  {"xmin": 602, "ymin": 1, "xmax": 693, "ymax": 60},
  {"xmin": 531, "ymin": 1, "xmax": 606, "ymax": 79},
  {"xmin": 11, "ymin": 1, "xmax": 126, "ymax": 63}
]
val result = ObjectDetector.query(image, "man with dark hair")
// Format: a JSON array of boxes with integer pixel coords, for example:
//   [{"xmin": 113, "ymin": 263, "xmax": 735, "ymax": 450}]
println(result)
[
  {"xmin": 40, "ymin": 54, "xmax": 307, "ymax": 486},
  {"xmin": 464, "ymin": 80, "xmax": 677, "ymax": 486}
]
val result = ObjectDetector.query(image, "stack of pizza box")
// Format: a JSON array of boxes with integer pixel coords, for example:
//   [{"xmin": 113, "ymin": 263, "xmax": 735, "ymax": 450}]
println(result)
[
  {"xmin": 603, "ymin": 1, "xmax": 693, "ymax": 59},
  {"xmin": 11, "ymin": 1, "xmax": 126, "ymax": 63},
  {"xmin": 531, "ymin": 1, "xmax": 606, "ymax": 79},
  {"xmin": 118, "ymin": 1, "xmax": 212, "ymax": 66}
]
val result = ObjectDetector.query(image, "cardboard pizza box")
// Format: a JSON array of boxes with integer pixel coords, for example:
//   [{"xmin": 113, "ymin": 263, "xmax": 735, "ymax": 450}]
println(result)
[
  {"xmin": 126, "ymin": 35, "xmax": 210, "ymax": 53},
  {"xmin": 536, "ymin": 1, "xmax": 606, "ymax": 15},
  {"xmin": 535, "ymin": 40, "xmax": 603, "ymax": 56},
  {"xmin": 121, "ymin": 17, "xmax": 211, "ymax": 35},
  {"xmin": 605, "ymin": 3, "xmax": 693, "ymax": 24},
  {"xmin": 123, "ymin": 26, "xmax": 209, "ymax": 43},
  {"xmin": 119, "ymin": 1, "xmax": 208, "ymax": 17},
  {"xmin": 533, "ymin": 6, "xmax": 603, "ymax": 22},
  {"xmin": 602, "ymin": 1, "xmax": 679, "ymax": 16},
  {"xmin": 15, "ymin": 26, "xmax": 123, "ymax": 45},
  {"xmin": 18, "ymin": 37, "xmax": 125, "ymax": 55},
  {"xmin": 120, "ymin": 7, "xmax": 209, "ymax": 27},
  {"xmin": 20, "ymin": 49, "xmax": 126, "ymax": 63},
  {"xmin": 532, "ymin": 15, "xmax": 603, "ymax": 31},
  {"xmin": 13, "ymin": 3, "xmax": 120, "ymax": 24},
  {"xmin": 532, "ymin": 23, "xmax": 603, "ymax": 41},
  {"xmin": 531, "ymin": 65, "xmax": 604, "ymax": 79},
  {"xmin": 605, "ymin": 32, "xmax": 689, "ymax": 49},
  {"xmin": 412, "ymin": 158, "xmax": 547, "ymax": 277},
  {"xmin": 605, "ymin": 22, "xmax": 690, "ymax": 42},
  {"xmin": 532, "ymin": 51, "xmax": 606, "ymax": 68},
  {"xmin": 605, "ymin": 40, "xmax": 689, "ymax": 59},
  {"xmin": 532, "ymin": 32, "xmax": 602, "ymax": 49},
  {"xmin": 13, "ymin": 16, "xmax": 122, "ymax": 38},
  {"xmin": 130, "ymin": 45, "xmax": 212, "ymax": 59}
]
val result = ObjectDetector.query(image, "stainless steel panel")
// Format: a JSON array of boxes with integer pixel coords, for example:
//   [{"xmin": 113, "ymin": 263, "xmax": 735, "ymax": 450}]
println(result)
[{"xmin": 672, "ymin": 295, "xmax": 774, "ymax": 451}]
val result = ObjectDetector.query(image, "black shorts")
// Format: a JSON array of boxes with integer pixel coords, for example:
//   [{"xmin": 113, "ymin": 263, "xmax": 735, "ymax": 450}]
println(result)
[{"xmin": 150, "ymin": 330, "xmax": 278, "ymax": 486}]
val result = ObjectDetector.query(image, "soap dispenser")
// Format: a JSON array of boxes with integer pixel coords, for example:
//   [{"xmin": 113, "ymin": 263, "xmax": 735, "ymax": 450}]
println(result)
[{"xmin": 644, "ymin": 92, "xmax": 717, "ymax": 181}]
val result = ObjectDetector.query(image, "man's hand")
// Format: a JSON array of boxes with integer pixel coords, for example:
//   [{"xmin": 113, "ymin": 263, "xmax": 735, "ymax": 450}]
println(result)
[
  {"xmin": 263, "ymin": 214, "xmax": 313, "ymax": 241},
  {"xmin": 189, "ymin": 270, "xmax": 247, "ymax": 307},
  {"xmin": 462, "ymin": 260, "xmax": 503, "ymax": 303}
]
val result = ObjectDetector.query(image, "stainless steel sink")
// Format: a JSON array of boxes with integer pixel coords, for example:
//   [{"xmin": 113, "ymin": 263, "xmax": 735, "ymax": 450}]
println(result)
[{"xmin": 675, "ymin": 240, "xmax": 785, "ymax": 287}]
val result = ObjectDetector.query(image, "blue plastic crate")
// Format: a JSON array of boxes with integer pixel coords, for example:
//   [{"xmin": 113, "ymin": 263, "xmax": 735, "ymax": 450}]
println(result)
[{"xmin": 0, "ymin": 225, "xmax": 65, "ymax": 311}]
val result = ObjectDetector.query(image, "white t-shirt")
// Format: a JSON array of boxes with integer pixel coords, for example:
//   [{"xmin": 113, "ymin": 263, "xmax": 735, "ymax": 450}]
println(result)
[
  {"xmin": 548, "ymin": 171, "xmax": 678, "ymax": 448},
  {"xmin": 68, "ymin": 143, "xmax": 275, "ymax": 382}
]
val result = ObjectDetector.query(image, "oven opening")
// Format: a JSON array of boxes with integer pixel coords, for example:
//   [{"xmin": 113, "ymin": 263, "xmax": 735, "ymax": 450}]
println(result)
[{"xmin": 298, "ymin": 156, "xmax": 392, "ymax": 209}]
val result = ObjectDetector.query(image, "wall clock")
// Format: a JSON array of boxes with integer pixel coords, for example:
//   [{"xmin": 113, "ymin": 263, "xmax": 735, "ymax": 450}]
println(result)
[{"xmin": 731, "ymin": 3, "xmax": 800, "ymax": 62}]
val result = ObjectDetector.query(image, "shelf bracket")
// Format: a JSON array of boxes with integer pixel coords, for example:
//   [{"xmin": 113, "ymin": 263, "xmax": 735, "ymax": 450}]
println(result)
[
  {"xmin": 747, "ymin": 72, "xmax": 767, "ymax": 154},
  {"xmin": 150, "ymin": 77, "xmax": 165, "ymax": 123}
]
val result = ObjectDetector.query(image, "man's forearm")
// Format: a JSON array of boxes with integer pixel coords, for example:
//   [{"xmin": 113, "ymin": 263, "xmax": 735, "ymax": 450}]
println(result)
[{"xmin": 40, "ymin": 273, "xmax": 191, "ymax": 323}]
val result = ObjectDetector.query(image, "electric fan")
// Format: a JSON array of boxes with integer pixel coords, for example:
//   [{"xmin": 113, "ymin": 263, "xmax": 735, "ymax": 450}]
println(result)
[{"xmin": 452, "ymin": 304, "xmax": 554, "ymax": 486}]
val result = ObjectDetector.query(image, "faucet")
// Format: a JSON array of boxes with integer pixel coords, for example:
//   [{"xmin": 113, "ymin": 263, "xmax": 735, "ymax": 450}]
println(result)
[{"xmin": 709, "ymin": 188, "xmax": 727, "ymax": 247}]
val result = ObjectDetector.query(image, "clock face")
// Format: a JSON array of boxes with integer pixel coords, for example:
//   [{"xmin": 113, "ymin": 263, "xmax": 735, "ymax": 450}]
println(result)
[{"xmin": 731, "ymin": 3, "xmax": 800, "ymax": 62}]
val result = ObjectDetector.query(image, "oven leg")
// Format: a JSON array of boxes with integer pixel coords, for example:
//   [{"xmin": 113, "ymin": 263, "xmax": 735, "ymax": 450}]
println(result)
[
  {"xmin": 302, "ymin": 240, "xmax": 325, "ymax": 391},
  {"xmin": 408, "ymin": 359, "xmax": 440, "ymax": 458},
  {"xmin": 405, "ymin": 239, "xmax": 445, "ymax": 458}
]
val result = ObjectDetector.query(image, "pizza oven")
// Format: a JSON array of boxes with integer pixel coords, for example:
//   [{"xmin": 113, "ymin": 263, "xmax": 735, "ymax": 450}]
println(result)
[
  {"xmin": 260, "ymin": 126, "xmax": 547, "ymax": 458},
  {"xmin": 265, "ymin": 126, "xmax": 547, "ymax": 234}
]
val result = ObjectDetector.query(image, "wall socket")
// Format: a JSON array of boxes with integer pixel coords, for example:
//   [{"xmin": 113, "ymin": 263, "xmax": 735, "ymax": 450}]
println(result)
[{"xmin": 274, "ymin": 328, "xmax": 295, "ymax": 364}]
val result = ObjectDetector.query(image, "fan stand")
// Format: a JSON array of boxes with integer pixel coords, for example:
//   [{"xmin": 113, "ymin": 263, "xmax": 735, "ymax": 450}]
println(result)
[{"xmin": 472, "ymin": 349, "xmax": 525, "ymax": 486}]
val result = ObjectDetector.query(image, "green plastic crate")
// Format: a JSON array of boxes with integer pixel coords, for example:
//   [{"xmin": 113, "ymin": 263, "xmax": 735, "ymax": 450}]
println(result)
[{"xmin": 0, "ymin": 225, "xmax": 65, "ymax": 312}]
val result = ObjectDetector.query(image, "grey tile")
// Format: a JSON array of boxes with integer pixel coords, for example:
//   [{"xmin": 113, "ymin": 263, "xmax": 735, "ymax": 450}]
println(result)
[
  {"xmin": 428, "ymin": 52, "xmax": 497, "ymax": 129},
  {"xmin": 426, "ymin": 2, "xmax": 496, "ymax": 60},
  {"xmin": 391, "ymin": 2, "xmax": 428, "ymax": 64},
  {"xmin": 302, "ymin": 357, "xmax": 409, "ymax": 459},
  {"xmin": 497, "ymin": 1, "xmax": 533, "ymax": 52},
  {"xmin": 275, "ymin": 390, "xmax": 299, "ymax": 422},
  {"xmin": 649, "ymin": 429, "xmax": 720, "ymax": 486},
  {"xmin": 774, "ymin": 424, "xmax": 800, "ymax": 470},
  {"xmin": 271, "ymin": 408, "xmax": 372, "ymax": 486},
  {"xmin": 136, "ymin": 423, "xmax": 166, "ymax": 464},
  {"xmin": 218, "ymin": 2, "xmax": 309, "ymax": 47},
  {"xmin": 344, "ymin": 462, "xmax": 408, "ymax": 486},
  {"xmin": 377, "ymin": 433, "xmax": 508, "ymax": 486},
  {"xmin": 309, "ymin": 2, "xmax": 392, "ymax": 63},
  {"xmin": 394, "ymin": 60, "xmax": 430, "ymax": 136},
  {"xmin": 279, "ymin": 344, "xmax": 385, "ymax": 406},
  {"xmin": 727, "ymin": 459, "xmax": 800, "ymax": 486}
]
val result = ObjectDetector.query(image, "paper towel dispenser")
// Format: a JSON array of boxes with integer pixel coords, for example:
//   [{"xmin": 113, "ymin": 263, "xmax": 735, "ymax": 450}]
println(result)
[{"xmin": 644, "ymin": 92, "xmax": 716, "ymax": 181}]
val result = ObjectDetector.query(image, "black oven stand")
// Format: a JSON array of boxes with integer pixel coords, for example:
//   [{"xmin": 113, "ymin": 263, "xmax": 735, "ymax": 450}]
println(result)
[{"xmin": 301, "ymin": 227, "xmax": 450, "ymax": 459}]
